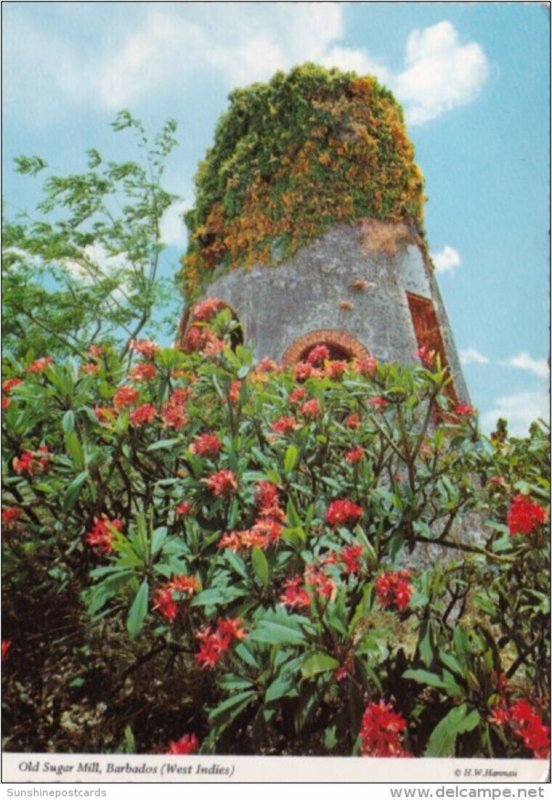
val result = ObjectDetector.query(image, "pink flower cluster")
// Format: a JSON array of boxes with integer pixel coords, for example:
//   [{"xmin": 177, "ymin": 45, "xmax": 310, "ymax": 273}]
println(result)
[
  {"xmin": 490, "ymin": 698, "xmax": 550, "ymax": 759},
  {"xmin": 152, "ymin": 574, "xmax": 201, "ymax": 623},
  {"xmin": 85, "ymin": 515, "xmax": 123, "ymax": 555},
  {"xmin": 203, "ymin": 470, "xmax": 238, "ymax": 498},
  {"xmin": 507, "ymin": 494, "xmax": 547, "ymax": 536},
  {"xmin": 190, "ymin": 432, "xmax": 222, "ymax": 459},
  {"xmin": 375, "ymin": 570, "xmax": 412, "ymax": 612},
  {"xmin": 359, "ymin": 700, "xmax": 409, "ymax": 757},
  {"xmin": 195, "ymin": 617, "xmax": 246, "ymax": 669},
  {"xmin": 325, "ymin": 499, "xmax": 363, "ymax": 528},
  {"xmin": 218, "ymin": 481, "xmax": 285, "ymax": 551},
  {"xmin": 13, "ymin": 446, "xmax": 50, "ymax": 476}
]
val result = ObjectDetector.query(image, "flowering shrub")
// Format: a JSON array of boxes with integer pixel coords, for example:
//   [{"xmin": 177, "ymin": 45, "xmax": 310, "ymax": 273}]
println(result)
[{"xmin": 1, "ymin": 308, "xmax": 549, "ymax": 757}]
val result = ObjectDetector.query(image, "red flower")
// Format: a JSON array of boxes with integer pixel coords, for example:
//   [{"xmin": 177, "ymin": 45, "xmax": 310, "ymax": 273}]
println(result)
[
  {"xmin": 152, "ymin": 587, "xmax": 179, "ymax": 623},
  {"xmin": 203, "ymin": 470, "xmax": 238, "ymax": 497},
  {"xmin": 130, "ymin": 403, "xmax": 157, "ymax": 426},
  {"xmin": 454, "ymin": 403, "xmax": 476, "ymax": 417},
  {"xmin": 129, "ymin": 361, "xmax": 157, "ymax": 382},
  {"xmin": 360, "ymin": 700, "xmax": 409, "ymax": 757},
  {"xmin": 81, "ymin": 362, "xmax": 100, "ymax": 375},
  {"xmin": 85, "ymin": 515, "xmax": 123, "ymax": 555},
  {"xmin": 415, "ymin": 347, "xmax": 436, "ymax": 368},
  {"xmin": 345, "ymin": 413, "xmax": 360, "ymax": 429},
  {"xmin": 325, "ymin": 360, "xmax": 348, "ymax": 380},
  {"xmin": 2, "ymin": 506, "xmax": 21, "ymax": 527},
  {"xmin": 2, "ymin": 378, "xmax": 22, "ymax": 393},
  {"xmin": 294, "ymin": 361, "xmax": 314, "ymax": 381},
  {"xmin": 162, "ymin": 391, "xmax": 188, "ymax": 431},
  {"xmin": 176, "ymin": 501, "xmax": 193, "ymax": 517},
  {"xmin": 2, "ymin": 641, "xmax": 11, "ymax": 661},
  {"xmin": 130, "ymin": 339, "xmax": 160, "ymax": 359},
  {"xmin": 325, "ymin": 499, "xmax": 363, "ymax": 528},
  {"xmin": 507, "ymin": 494, "xmax": 547, "ymax": 536},
  {"xmin": 345, "ymin": 446, "xmax": 364, "ymax": 465},
  {"xmin": 167, "ymin": 733, "xmax": 199, "ymax": 755},
  {"xmin": 307, "ymin": 344, "xmax": 330, "ymax": 366},
  {"xmin": 229, "ymin": 380, "xmax": 242, "ymax": 404},
  {"xmin": 354, "ymin": 356, "xmax": 378, "ymax": 378},
  {"xmin": 203, "ymin": 337, "xmax": 226, "ymax": 357},
  {"xmin": 192, "ymin": 297, "xmax": 222, "ymax": 322},
  {"xmin": 250, "ymin": 517, "xmax": 282, "ymax": 547},
  {"xmin": 256, "ymin": 481, "xmax": 280, "ymax": 511},
  {"xmin": 27, "ymin": 356, "xmax": 53, "ymax": 374},
  {"xmin": 217, "ymin": 531, "xmax": 243, "ymax": 551},
  {"xmin": 88, "ymin": 344, "xmax": 103, "ymax": 359},
  {"xmin": 13, "ymin": 446, "xmax": 50, "ymax": 476},
  {"xmin": 257, "ymin": 357, "xmax": 279, "ymax": 373},
  {"xmin": 216, "ymin": 617, "xmax": 247, "ymax": 642},
  {"xmin": 370, "ymin": 396, "xmax": 388, "ymax": 410},
  {"xmin": 183, "ymin": 325, "xmax": 208, "ymax": 353},
  {"xmin": 195, "ymin": 617, "xmax": 246, "ymax": 669},
  {"xmin": 340, "ymin": 544, "xmax": 364, "ymax": 575},
  {"xmin": 168, "ymin": 574, "xmax": 201, "ymax": 595},
  {"xmin": 289, "ymin": 387, "xmax": 307, "ymax": 404},
  {"xmin": 280, "ymin": 575, "xmax": 312, "ymax": 609},
  {"xmin": 510, "ymin": 700, "xmax": 550, "ymax": 759},
  {"xmin": 190, "ymin": 432, "xmax": 222, "ymax": 458},
  {"xmin": 305, "ymin": 566, "xmax": 335, "ymax": 600},
  {"xmin": 375, "ymin": 570, "xmax": 412, "ymax": 612},
  {"xmin": 490, "ymin": 699, "xmax": 550, "ymax": 759},
  {"xmin": 270, "ymin": 416, "xmax": 298, "ymax": 435},
  {"xmin": 153, "ymin": 575, "xmax": 200, "ymax": 623},
  {"xmin": 113, "ymin": 385, "xmax": 139, "ymax": 409},
  {"xmin": 301, "ymin": 398, "xmax": 321, "ymax": 419}
]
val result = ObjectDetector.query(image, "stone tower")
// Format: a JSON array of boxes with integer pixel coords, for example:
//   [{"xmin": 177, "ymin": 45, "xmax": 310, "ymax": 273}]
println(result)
[{"xmin": 179, "ymin": 65, "xmax": 469, "ymax": 405}]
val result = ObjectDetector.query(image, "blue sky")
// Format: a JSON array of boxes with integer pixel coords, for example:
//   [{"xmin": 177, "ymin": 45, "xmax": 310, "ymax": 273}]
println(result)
[{"xmin": 3, "ymin": 2, "xmax": 550, "ymax": 435}]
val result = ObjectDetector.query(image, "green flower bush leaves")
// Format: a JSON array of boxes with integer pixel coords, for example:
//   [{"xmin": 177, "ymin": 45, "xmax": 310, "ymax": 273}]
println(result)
[{"xmin": 2, "ymin": 309, "xmax": 549, "ymax": 757}]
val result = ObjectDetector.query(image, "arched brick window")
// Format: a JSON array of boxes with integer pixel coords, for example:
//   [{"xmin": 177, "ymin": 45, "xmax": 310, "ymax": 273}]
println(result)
[
  {"xmin": 281, "ymin": 329, "xmax": 371, "ymax": 367},
  {"xmin": 179, "ymin": 297, "xmax": 243, "ymax": 353}
]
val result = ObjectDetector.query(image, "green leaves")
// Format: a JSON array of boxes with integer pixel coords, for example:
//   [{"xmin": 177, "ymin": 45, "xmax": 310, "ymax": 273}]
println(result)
[
  {"xmin": 300, "ymin": 652, "xmax": 339, "ymax": 680},
  {"xmin": 425, "ymin": 705, "xmax": 481, "ymax": 757},
  {"xmin": 126, "ymin": 580, "xmax": 149, "ymax": 640},
  {"xmin": 2, "ymin": 285, "xmax": 549, "ymax": 759},
  {"xmin": 14, "ymin": 155, "xmax": 48, "ymax": 175},
  {"xmin": 284, "ymin": 445, "xmax": 298, "ymax": 474},
  {"xmin": 249, "ymin": 614, "xmax": 308, "ymax": 647},
  {"xmin": 251, "ymin": 546, "xmax": 269, "ymax": 587},
  {"xmin": 5, "ymin": 114, "xmax": 181, "ymax": 361}
]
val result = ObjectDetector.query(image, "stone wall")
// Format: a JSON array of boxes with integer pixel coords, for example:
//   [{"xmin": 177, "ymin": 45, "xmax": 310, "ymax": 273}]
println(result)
[{"xmin": 194, "ymin": 218, "xmax": 470, "ymax": 403}]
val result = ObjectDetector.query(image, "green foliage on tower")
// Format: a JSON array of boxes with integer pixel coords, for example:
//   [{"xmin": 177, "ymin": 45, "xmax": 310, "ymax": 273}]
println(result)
[{"xmin": 182, "ymin": 63, "xmax": 425, "ymax": 301}]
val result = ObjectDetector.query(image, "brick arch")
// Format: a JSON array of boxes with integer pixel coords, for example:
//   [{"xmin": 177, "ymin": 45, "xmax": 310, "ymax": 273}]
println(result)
[{"xmin": 281, "ymin": 329, "xmax": 371, "ymax": 366}]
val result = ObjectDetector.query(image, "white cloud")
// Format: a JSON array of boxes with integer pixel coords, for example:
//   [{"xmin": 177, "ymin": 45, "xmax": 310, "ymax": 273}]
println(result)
[
  {"xmin": 460, "ymin": 347, "xmax": 489, "ymax": 366},
  {"xmin": 63, "ymin": 243, "xmax": 129, "ymax": 283},
  {"xmin": 159, "ymin": 201, "xmax": 189, "ymax": 249},
  {"xmin": 431, "ymin": 245, "xmax": 461, "ymax": 275},
  {"xmin": 500, "ymin": 351, "xmax": 550, "ymax": 379},
  {"xmin": 481, "ymin": 389, "xmax": 549, "ymax": 437},
  {"xmin": 6, "ymin": 7, "xmax": 489, "ymax": 127},
  {"xmin": 393, "ymin": 21, "xmax": 489, "ymax": 124}
]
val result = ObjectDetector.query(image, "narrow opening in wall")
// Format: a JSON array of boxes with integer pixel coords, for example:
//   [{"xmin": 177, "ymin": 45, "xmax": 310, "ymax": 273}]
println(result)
[{"xmin": 406, "ymin": 292, "xmax": 458, "ymax": 406}]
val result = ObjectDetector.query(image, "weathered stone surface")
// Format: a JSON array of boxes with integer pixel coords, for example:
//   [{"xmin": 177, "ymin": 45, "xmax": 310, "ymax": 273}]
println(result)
[{"xmin": 195, "ymin": 218, "xmax": 470, "ymax": 404}]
